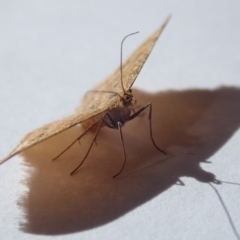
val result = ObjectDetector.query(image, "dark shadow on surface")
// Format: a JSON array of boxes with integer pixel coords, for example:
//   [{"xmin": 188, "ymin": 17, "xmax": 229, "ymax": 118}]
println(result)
[{"xmin": 18, "ymin": 86, "xmax": 240, "ymax": 235}]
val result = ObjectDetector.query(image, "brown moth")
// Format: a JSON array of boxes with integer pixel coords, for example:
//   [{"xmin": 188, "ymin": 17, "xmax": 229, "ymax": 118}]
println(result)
[{"xmin": 0, "ymin": 16, "xmax": 171, "ymax": 177}]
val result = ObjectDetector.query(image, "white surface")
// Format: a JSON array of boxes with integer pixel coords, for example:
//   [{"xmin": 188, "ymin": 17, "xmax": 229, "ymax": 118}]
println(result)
[{"xmin": 0, "ymin": 1, "xmax": 240, "ymax": 240}]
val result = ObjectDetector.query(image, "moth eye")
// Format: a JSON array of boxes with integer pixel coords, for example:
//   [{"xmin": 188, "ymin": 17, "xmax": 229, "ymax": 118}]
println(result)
[{"xmin": 125, "ymin": 95, "xmax": 131, "ymax": 101}]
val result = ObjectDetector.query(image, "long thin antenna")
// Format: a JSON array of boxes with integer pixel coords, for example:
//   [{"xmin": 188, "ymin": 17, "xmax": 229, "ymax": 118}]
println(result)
[{"xmin": 120, "ymin": 31, "xmax": 139, "ymax": 93}]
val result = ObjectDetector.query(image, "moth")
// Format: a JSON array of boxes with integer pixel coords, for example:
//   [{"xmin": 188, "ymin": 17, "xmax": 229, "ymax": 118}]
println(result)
[{"xmin": 0, "ymin": 16, "xmax": 171, "ymax": 177}]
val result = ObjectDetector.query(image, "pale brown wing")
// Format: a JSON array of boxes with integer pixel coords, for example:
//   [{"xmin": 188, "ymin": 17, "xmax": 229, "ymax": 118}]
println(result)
[
  {"xmin": 79, "ymin": 15, "xmax": 171, "ymax": 113},
  {"xmin": 0, "ymin": 110, "xmax": 104, "ymax": 165}
]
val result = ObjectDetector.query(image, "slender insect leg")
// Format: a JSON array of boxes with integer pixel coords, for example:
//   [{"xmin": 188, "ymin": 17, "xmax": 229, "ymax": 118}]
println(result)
[
  {"xmin": 102, "ymin": 113, "xmax": 127, "ymax": 178},
  {"xmin": 112, "ymin": 122, "xmax": 127, "ymax": 178},
  {"xmin": 128, "ymin": 103, "xmax": 166, "ymax": 155},
  {"xmin": 70, "ymin": 113, "xmax": 107, "ymax": 175},
  {"xmin": 52, "ymin": 122, "xmax": 97, "ymax": 161}
]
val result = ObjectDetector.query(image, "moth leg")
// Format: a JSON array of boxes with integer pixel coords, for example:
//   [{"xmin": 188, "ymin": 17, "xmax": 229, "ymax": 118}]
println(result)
[
  {"xmin": 52, "ymin": 123, "xmax": 96, "ymax": 161},
  {"xmin": 112, "ymin": 122, "xmax": 127, "ymax": 178},
  {"xmin": 70, "ymin": 113, "xmax": 107, "ymax": 175},
  {"xmin": 103, "ymin": 114, "xmax": 127, "ymax": 178},
  {"xmin": 128, "ymin": 103, "xmax": 166, "ymax": 155}
]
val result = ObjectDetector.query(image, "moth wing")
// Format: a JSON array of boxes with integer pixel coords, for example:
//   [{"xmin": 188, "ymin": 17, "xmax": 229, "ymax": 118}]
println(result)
[
  {"xmin": 0, "ymin": 110, "xmax": 104, "ymax": 164},
  {"xmin": 78, "ymin": 16, "xmax": 171, "ymax": 113},
  {"xmin": 80, "ymin": 14, "xmax": 171, "ymax": 112}
]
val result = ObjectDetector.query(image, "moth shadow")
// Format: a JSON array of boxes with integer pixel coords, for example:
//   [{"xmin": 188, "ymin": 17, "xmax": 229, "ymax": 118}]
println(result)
[{"xmin": 19, "ymin": 86, "xmax": 240, "ymax": 235}]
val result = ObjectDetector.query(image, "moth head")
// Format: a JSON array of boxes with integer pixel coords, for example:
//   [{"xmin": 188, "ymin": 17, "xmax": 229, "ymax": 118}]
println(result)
[{"xmin": 121, "ymin": 89, "xmax": 136, "ymax": 107}]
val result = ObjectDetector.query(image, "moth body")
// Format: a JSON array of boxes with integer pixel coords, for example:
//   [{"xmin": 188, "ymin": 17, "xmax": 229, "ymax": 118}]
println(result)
[{"xmin": 104, "ymin": 89, "xmax": 136, "ymax": 129}]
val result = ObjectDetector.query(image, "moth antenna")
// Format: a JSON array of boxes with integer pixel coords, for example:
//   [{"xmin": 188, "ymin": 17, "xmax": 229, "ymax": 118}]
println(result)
[{"xmin": 120, "ymin": 31, "xmax": 139, "ymax": 93}]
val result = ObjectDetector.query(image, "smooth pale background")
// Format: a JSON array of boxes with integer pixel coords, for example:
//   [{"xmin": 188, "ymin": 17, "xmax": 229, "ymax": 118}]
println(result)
[{"xmin": 0, "ymin": 1, "xmax": 240, "ymax": 240}]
